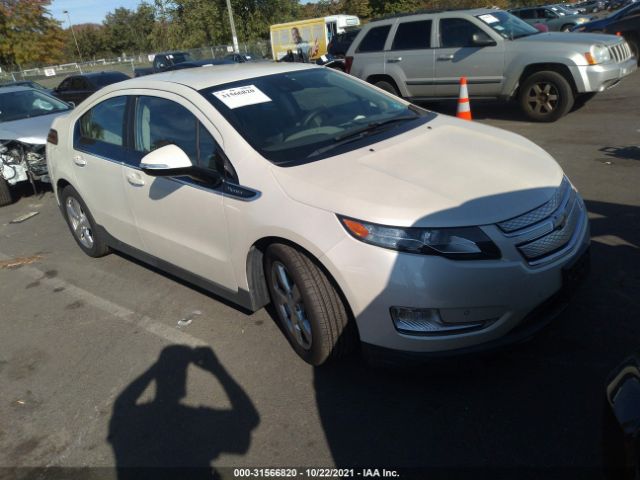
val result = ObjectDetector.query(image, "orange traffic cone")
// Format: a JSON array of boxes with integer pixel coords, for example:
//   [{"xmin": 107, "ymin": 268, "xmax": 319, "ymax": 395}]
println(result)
[{"xmin": 457, "ymin": 76, "xmax": 472, "ymax": 121}]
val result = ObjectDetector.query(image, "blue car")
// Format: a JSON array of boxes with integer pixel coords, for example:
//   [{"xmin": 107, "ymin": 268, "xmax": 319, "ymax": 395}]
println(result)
[{"xmin": 572, "ymin": 1, "xmax": 640, "ymax": 31}]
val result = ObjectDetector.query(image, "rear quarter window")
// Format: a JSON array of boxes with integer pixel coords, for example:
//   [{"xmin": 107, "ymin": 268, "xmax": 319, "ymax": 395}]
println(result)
[{"xmin": 357, "ymin": 25, "xmax": 391, "ymax": 52}]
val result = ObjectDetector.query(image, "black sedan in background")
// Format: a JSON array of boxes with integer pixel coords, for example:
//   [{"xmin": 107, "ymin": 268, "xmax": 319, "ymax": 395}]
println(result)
[{"xmin": 51, "ymin": 71, "xmax": 129, "ymax": 105}]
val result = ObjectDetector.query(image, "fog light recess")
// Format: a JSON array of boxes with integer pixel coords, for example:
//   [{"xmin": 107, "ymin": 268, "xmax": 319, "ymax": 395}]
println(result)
[{"xmin": 390, "ymin": 306, "xmax": 489, "ymax": 336}]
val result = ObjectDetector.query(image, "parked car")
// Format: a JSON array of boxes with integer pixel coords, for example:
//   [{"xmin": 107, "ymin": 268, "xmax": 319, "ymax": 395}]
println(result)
[
  {"xmin": 550, "ymin": 3, "xmax": 583, "ymax": 14},
  {"xmin": 162, "ymin": 58, "xmax": 235, "ymax": 72},
  {"xmin": 134, "ymin": 51, "xmax": 193, "ymax": 77},
  {"xmin": 574, "ymin": 0, "xmax": 607, "ymax": 11},
  {"xmin": 509, "ymin": 6, "xmax": 592, "ymax": 31},
  {"xmin": 345, "ymin": 8, "xmax": 637, "ymax": 121},
  {"xmin": 0, "ymin": 87, "xmax": 72, "ymax": 206},
  {"xmin": 0, "ymin": 80, "xmax": 50, "ymax": 93},
  {"xmin": 48, "ymin": 63, "xmax": 591, "ymax": 365},
  {"xmin": 52, "ymin": 71, "xmax": 129, "ymax": 105},
  {"xmin": 573, "ymin": 2, "xmax": 640, "ymax": 60}
]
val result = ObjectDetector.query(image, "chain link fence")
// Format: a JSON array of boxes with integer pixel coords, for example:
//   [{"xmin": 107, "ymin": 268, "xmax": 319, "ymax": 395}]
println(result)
[{"xmin": 0, "ymin": 40, "xmax": 272, "ymax": 89}]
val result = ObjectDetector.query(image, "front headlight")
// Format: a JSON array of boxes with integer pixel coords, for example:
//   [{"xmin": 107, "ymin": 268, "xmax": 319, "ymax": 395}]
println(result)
[
  {"xmin": 585, "ymin": 44, "xmax": 611, "ymax": 64},
  {"xmin": 338, "ymin": 216, "xmax": 501, "ymax": 260},
  {"xmin": 576, "ymin": 17, "xmax": 589, "ymax": 24}
]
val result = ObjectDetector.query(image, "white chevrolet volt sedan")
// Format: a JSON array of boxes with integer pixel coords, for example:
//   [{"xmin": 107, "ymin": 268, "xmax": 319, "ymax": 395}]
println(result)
[{"xmin": 47, "ymin": 63, "xmax": 590, "ymax": 365}]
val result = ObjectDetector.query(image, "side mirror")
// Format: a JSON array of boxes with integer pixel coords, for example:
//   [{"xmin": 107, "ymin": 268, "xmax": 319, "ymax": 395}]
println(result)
[
  {"xmin": 140, "ymin": 144, "xmax": 194, "ymax": 177},
  {"xmin": 472, "ymin": 32, "xmax": 497, "ymax": 47},
  {"xmin": 140, "ymin": 144, "xmax": 223, "ymax": 186}
]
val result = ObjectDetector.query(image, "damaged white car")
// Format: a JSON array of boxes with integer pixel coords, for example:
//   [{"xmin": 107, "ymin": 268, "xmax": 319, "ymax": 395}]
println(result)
[{"xmin": 0, "ymin": 86, "xmax": 72, "ymax": 206}]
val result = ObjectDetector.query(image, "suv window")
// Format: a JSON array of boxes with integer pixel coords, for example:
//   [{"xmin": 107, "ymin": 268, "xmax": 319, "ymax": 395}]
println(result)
[
  {"xmin": 357, "ymin": 25, "xmax": 391, "ymax": 52},
  {"xmin": 391, "ymin": 20, "xmax": 432, "ymax": 50},
  {"xmin": 440, "ymin": 18, "xmax": 488, "ymax": 48},
  {"xmin": 78, "ymin": 96, "xmax": 127, "ymax": 147},
  {"xmin": 516, "ymin": 8, "xmax": 536, "ymax": 19}
]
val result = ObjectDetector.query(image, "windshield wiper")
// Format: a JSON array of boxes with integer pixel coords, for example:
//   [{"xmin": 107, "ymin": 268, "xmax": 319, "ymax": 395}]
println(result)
[{"xmin": 307, "ymin": 114, "xmax": 417, "ymax": 159}]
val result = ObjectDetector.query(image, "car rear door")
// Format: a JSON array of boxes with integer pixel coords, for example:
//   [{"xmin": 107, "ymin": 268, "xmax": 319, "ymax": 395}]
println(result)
[
  {"xmin": 385, "ymin": 18, "xmax": 436, "ymax": 98},
  {"xmin": 121, "ymin": 93, "xmax": 236, "ymax": 290},
  {"xmin": 71, "ymin": 95, "xmax": 142, "ymax": 248},
  {"xmin": 434, "ymin": 16, "xmax": 506, "ymax": 97}
]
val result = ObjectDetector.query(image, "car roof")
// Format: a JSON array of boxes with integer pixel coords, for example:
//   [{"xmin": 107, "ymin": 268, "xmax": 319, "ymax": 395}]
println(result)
[
  {"xmin": 370, "ymin": 7, "xmax": 500, "ymax": 22},
  {"xmin": 0, "ymin": 85, "xmax": 37, "ymax": 94},
  {"xmin": 107, "ymin": 62, "xmax": 318, "ymax": 92},
  {"xmin": 80, "ymin": 71, "xmax": 128, "ymax": 78}
]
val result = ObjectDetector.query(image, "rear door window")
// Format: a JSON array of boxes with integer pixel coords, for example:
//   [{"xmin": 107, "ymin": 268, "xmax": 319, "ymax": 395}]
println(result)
[
  {"xmin": 391, "ymin": 20, "xmax": 432, "ymax": 50},
  {"xmin": 357, "ymin": 25, "xmax": 391, "ymax": 52}
]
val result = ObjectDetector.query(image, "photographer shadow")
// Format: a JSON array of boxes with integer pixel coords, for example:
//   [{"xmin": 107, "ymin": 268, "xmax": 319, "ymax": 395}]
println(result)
[{"xmin": 108, "ymin": 345, "xmax": 259, "ymax": 479}]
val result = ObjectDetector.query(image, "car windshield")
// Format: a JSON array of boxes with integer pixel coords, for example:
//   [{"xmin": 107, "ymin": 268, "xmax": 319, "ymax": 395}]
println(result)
[
  {"xmin": 202, "ymin": 68, "xmax": 432, "ymax": 165},
  {"xmin": 476, "ymin": 11, "xmax": 541, "ymax": 39},
  {"xmin": 0, "ymin": 89, "xmax": 70, "ymax": 122},
  {"xmin": 168, "ymin": 53, "xmax": 191, "ymax": 65},
  {"xmin": 91, "ymin": 73, "xmax": 128, "ymax": 87},
  {"xmin": 612, "ymin": 2, "xmax": 640, "ymax": 18}
]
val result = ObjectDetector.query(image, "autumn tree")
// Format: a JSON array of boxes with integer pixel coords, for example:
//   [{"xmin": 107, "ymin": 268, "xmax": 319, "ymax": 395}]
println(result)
[{"xmin": 0, "ymin": 0, "xmax": 65, "ymax": 68}]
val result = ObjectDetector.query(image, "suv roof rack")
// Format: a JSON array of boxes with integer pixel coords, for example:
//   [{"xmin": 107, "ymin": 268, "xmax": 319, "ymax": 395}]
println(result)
[{"xmin": 370, "ymin": 7, "xmax": 494, "ymax": 22}]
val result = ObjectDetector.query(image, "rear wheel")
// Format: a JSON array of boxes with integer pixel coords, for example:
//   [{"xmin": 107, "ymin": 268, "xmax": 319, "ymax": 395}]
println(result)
[
  {"xmin": 373, "ymin": 79, "xmax": 400, "ymax": 97},
  {"xmin": 519, "ymin": 71, "xmax": 575, "ymax": 122},
  {"xmin": 0, "ymin": 177, "xmax": 12, "ymax": 207},
  {"xmin": 561, "ymin": 24, "xmax": 573, "ymax": 32},
  {"xmin": 60, "ymin": 185, "xmax": 110, "ymax": 257},
  {"xmin": 264, "ymin": 243, "xmax": 357, "ymax": 365}
]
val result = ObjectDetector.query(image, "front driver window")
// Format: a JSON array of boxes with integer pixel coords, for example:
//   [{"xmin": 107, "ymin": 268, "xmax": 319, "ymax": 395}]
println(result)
[
  {"xmin": 78, "ymin": 96, "xmax": 127, "ymax": 146},
  {"xmin": 440, "ymin": 18, "xmax": 488, "ymax": 48}
]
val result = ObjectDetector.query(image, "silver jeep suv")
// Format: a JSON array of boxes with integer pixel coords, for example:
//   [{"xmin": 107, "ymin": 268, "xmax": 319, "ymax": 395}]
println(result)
[{"xmin": 345, "ymin": 8, "xmax": 637, "ymax": 122}]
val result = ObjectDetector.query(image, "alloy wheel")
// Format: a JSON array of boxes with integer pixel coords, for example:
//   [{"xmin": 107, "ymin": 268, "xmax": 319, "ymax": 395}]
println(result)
[
  {"xmin": 525, "ymin": 82, "xmax": 560, "ymax": 116},
  {"xmin": 65, "ymin": 197, "xmax": 94, "ymax": 249},
  {"xmin": 270, "ymin": 261, "xmax": 312, "ymax": 350}
]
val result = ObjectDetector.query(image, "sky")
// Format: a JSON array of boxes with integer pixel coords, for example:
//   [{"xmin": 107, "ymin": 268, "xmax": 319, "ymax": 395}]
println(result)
[
  {"xmin": 50, "ymin": 0, "xmax": 314, "ymax": 26},
  {"xmin": 50, "ymin": 0, "xmax": 148, "ymax": 26}
]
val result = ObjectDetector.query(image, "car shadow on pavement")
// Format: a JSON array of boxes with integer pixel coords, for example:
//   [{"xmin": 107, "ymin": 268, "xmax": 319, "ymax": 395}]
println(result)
[
  {"xmin": 313, "ymin": 198, "xmax": 639, "ymax": 478},
  {"xmin": 108, "ymin": 345, "xmax": 259, "ymax": 479},
  {"xmin": 599, "ymin": 146, "xmax": 640, "ymax": 161},
  {"xmin": 3, "ymin": 180, "xmax": 51, "ymax": 206}
]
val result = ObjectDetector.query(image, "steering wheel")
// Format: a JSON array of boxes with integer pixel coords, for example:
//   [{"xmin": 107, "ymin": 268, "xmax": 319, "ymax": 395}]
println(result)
[{"xmin": 301, "ymin": 108, "xmax": 329, "ymax": 127}]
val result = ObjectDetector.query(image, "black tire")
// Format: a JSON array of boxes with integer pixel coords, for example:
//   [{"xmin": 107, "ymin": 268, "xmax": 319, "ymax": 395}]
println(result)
[
  {"xmin": 264, "ymin": 243, "xmax": 357, "ymax": 365},
  {"xmin": 60, "ymin": 185, "xmax": 110, "ymax": 258},
  {"xmin": 0, "ymin": 177, "xmax": 12, "ymax": 207},
  {"xmin": 519, "ymin": 70, "xmax": 575, "ymax": 122},
  {"xmin": 373, "ymin": 79, "xmax": 400, "ymax": 97},
  {"xmin": 561, "ymin": 24, "xmax": 573, "ymax": 32}
]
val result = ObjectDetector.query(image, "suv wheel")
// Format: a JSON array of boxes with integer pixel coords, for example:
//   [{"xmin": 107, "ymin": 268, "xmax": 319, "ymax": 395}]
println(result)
[
  {"xmin": 61, "ymin": 185, "xmax": 110, "ymax": 257},
  {"xmin": 519, "ymin": 71, "xmax": 575, "ymax": 122},
  {"xmin": 561, "ymin": 24, "xmax": 573, "ymax": 32},
  {"xmin": 0, "ymin": 177, "xmax": 12, "ymax": 207},
  {"xmin": 264, "ymin": 243, "xmax": 357, "ymax": 365},
  {"xmin": 373, "ymin": 79, "xmax": 400, "ymax": 97}
]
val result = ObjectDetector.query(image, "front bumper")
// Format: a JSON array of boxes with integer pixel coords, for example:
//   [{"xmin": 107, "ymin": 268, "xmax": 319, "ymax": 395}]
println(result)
[
  {"xmin": 571, "ymin": 57, "xmax": 637, "ymax": 92},
  {"xmin": 320, "ymin": 201, "xmax": 591, "ymax": 355}
]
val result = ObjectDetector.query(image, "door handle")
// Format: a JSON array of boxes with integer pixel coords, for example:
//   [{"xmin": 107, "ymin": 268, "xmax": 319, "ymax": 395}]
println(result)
[
  {"xmin": 437, "ymin": 54, "xmax": 454, "ymax": 61},
  {"xmin": 386, "ymin": 57, "xmax": 402, "ymax": 63},
  {"xmin": 126, "ymin": 172, "xmax": 145, "ymax": 187},
  {"xmin": 72, "ymin": 155, "xmax": 87, "ymax": 167}
]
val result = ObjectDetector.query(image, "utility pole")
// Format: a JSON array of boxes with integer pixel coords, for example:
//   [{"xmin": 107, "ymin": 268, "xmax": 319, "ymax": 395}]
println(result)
[
  {"xmin": 64, "ymin": 10, "xmax": 84, "ymax": 73},
  {"xmin": 225, "ymin": 0, "xmax": 240, "ymax": 54}
]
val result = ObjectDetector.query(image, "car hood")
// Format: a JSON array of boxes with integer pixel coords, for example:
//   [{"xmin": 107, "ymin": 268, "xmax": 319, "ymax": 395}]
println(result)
[
  {"xmin": 516, "ymin": 31, "xmax": 621, "ymax": 45},
  {"xmin": 0, "ymin": 111, "xmax": 69, "ymax": 144},
  {"xmin": 270, "ymin": 116, "xmax": 564, "ymax": 228},
  {"xmin": 578, "ymin": 16, "xmax": 611, "ymax": 29}
]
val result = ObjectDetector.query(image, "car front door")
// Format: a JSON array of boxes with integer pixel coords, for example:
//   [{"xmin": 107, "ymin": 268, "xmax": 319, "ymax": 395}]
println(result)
[
  {"xmin": 71, "ymin": 95, "xmax": 142, "ymax": 248},
  {"xmin": 385, "ymin": 19, "xmax": 436, "ymax": 98},
  {"xmin": 122, "ymin": 93, "xmax": 236, "ymax": 290},
  {"xmin": 434, "ymin": 16, "xmax": 506, "ymax": 97}
]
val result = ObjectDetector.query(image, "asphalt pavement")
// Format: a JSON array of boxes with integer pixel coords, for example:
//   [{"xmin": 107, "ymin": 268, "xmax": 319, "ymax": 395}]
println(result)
[{"xmin": 1, "ymin": 70, "xmax": 639, "ymax": 478}]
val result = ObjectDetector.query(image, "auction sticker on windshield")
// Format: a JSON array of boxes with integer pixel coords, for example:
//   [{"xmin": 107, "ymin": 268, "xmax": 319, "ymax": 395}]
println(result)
[
  {"xmin": 213, "ymin": 85, "xmax": 272, "ymax": 109},
  {"xmin": 478, "ymin": 14, "xmax": 499, "ymax": 23}
]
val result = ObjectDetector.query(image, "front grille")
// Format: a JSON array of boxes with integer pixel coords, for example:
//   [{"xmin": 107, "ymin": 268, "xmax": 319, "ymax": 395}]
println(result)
[
  {"xmin": 497, "ymin": 178, "xmax": 585, "ymax": 265},
  {"xmin": 609, "ymin": 42, "xmax": 632, "ymax": 63}
]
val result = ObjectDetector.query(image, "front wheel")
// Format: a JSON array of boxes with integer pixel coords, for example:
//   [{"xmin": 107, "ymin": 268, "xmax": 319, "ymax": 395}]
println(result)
[
  {"xmin": 264, "ymin": 243, "xmax": 357, "ymax": 365},
  {"xmin": 60, "ymin": 185, "xmax": 110, "ymax": 257},
  {"xmin": 0, "ymin": 177, "xmax": 12, "ymax": 207},
  {"xmin": 519, "ymin": 71, "xmax": 575, "ymax": 122}
]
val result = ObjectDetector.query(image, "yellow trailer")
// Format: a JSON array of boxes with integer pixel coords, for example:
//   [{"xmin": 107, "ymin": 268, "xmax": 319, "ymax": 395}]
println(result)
[{"xmin": 270, "ymin": 15, "xmax": 360, "ymax": 62}]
